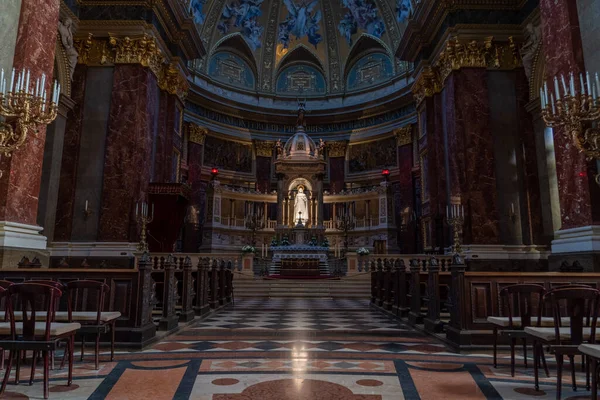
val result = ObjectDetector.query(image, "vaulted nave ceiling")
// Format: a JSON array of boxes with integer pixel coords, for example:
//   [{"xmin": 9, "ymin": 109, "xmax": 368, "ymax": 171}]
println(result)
[{"xmin": 189, "ymin": 0, "xmax": 414, "ymax": 97}]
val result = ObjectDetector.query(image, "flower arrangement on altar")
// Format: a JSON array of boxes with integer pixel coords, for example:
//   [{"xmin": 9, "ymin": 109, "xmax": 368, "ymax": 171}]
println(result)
[
  {"xmin": 241, "ymin": 245, "xmax": 256, "ymax": 254},
  {"xmin": 280, "ymin": 235, "xmax": 290, "ymax": 246},
  {"xmin": 356, "ymin": 247, "xmax": 370, "ymax": 256}
]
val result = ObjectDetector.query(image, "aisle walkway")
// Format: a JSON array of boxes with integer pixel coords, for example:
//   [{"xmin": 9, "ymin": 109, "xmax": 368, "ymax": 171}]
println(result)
[{"xmin": 1, "ymin": 298, "xmax": 589, "ymax": 399}]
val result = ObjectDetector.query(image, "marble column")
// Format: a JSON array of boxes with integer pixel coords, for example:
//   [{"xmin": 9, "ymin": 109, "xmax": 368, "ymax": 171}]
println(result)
[
  {"xmin": 329, "ymin": 157, "xmax": 345, "ymax": 193},
  {"xmin": 256, "ymin": 156, "xmax": 271, "ymax": 193},
  {"xmin": 97, "ymin": 64, "xmax": 159, "ymax": 242},
  {"xmin": 316, "ymin": 174, "xmax": 324, "ymax": 227},
  {"xmin": 0, "ymin": 0, "xmax": 60, "ymax": 265},
  {"xmin": 542, "ymin": 0, "xmax": 600, "ymax": 262},
  {"xmin": 444, "ymin": 69, "xmax": 500, "ymax": 245},
  {"xmin": 276, "ymin": 173, "xmax": 284, "ymax": 226},
  {"xmin": 153, "ymin": 91, "xmax": 178, "ymax": 182},
  {"xmin": 182, "ymin": 140, "xmax": 204, "ymax": 252},
  {"xmin": 398, "ymin": 140, "xmax": 415, "ymax": 253},
  {"xmin": 37, "ymin": 94, "xmax": 75, "ymax": 243}
]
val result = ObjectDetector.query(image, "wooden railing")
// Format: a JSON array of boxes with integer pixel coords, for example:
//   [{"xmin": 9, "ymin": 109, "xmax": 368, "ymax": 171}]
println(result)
[{"xmin": 371, "ymin": 254, "xmax": 600, "ymax": 349}]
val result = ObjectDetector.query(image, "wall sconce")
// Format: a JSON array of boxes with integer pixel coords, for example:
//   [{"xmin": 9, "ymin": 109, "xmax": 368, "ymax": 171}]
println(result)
[
  {"xmin": 83, "ymin": 200, "xmax": 92, "ymax": 219},
  {"xmin": 508, "ymin": 202, "xmax": 516, "ymax": 222}
]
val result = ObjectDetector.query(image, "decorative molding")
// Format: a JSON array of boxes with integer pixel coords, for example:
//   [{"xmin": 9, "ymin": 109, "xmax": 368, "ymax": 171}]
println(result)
[
  {"xmin": 254, "ymin": 140, "xmax": 275, "ymax": 157},
  {"xmin": 411, "ymin": 66, "xmax": 442, "ymax": 105},
  {"xmin": 260, "ymin": 0, "xmax": 281, "ymax": 91},
  {"xmin": 158, "ymin": 62, "xmax": 189, "ymax": 101},
  {"xmin": 327, "ymin": 141, "xmax": 348, "ymax": 157},
  {"xmin": 109, "ymin": 34, "xmax": 166, "ymax": 77},
  {"xmin": 188, "ymin": 123, "xmax": 207, "ymax": 144},
  {"xmin": 394, "ymin": 126, "xmax": 412, "ymax": 146},
  {"xmin": 322, "ymin": 0, "xmax": 342, "ymax": 92},
  {"xmin": 74, "ymin": 33, "xmax": 94, "ymax": 65}
]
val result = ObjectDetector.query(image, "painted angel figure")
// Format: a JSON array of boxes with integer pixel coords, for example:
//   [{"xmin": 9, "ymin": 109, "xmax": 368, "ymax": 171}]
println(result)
[
  {"xmin": 396, "ymin": 0, "xmax": 413, "ymax": 23},
  {"xmin": 278, "ymin": 0, "xmax": 322, "ymax": 48}
]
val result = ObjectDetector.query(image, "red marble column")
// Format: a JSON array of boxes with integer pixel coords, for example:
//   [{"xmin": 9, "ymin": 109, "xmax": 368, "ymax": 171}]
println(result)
[
  {"xmin": 54, "ymin": 65, "xmax": 88, "ymax": 241},
  {"xmin": 445, "ymin": 69, "xmax": 500, "ymax": 244},
  {"xmin": 97, "ymin": 65, "xmax": 158, "ymax": 241},
  {"xmin": 153, "ymin": 92, "xmax": 179, "ymax": 182},
  {"xmin": 540, "ymin": 0, "xmax": 598, "ymax": 229},
  {"xmin": 0, "ymin": 0, "xmax": 60, "ymax": 226}
]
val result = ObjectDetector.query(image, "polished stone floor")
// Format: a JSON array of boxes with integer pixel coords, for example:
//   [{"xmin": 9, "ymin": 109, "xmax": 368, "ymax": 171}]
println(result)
[{"xmin": 1, "ymin": 298, "xmax": 594, "ymax": 399}]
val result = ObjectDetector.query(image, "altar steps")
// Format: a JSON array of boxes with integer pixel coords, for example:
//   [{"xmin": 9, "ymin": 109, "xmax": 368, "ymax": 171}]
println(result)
[
  {"xmin": 234, "ymin": 278, "xmax": 370, "ymax": 299},
  {"xmin": 268, "ymin": 259, "xmax": 330, "ymax": 276}
]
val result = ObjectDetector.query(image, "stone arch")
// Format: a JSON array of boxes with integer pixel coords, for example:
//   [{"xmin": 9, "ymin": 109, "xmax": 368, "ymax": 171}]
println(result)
[
  {"xmin": 344, "ymin": 34, "xmax": 394, "ymax": 80},
  {"xmin": 211, "ymin": 32, "xmax": 259, "ymax": 77},
  {"xmin": 277, "ymin": 43, "xmax": 325, "ymax": 75}
]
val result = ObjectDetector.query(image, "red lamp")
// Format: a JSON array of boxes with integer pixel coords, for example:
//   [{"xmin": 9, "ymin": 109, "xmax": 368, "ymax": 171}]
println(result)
[
  {"xmin": 211, "ymin": 167, "xmax": 219, "ymax": 178},
  {"xmin": 382, "ymin": 168, "xmax": 390, "ymax": 179}
]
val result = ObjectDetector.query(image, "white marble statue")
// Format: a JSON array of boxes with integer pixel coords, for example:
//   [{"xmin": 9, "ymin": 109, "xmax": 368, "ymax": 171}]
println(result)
[
  {"xmin": 294, "ymin": 186, "xmax": 308, "ymax": 225},
  {"xmin": 520, "ymin": 22, "xmax": 541, "ymax": 82},
  {"xmin": 58, "ymin": 18, "xmax": 78, "ymax": 81}
]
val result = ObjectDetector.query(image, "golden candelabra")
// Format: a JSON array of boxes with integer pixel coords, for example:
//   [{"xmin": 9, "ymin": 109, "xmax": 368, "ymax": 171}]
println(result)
[
  {"xmin": 541, "ymin": 71, "xmax": 600, "ymax": 183},
  {"xmin": 0, "ymin": 68, "xmax": 60, "ymax": 158},
  {"xmin": 447, "ymin": 204, "xmax": 464, "ymax": 254},
  {"xmin": 136, "ymin": 201, "xmax": 154, "ymax": 252}
]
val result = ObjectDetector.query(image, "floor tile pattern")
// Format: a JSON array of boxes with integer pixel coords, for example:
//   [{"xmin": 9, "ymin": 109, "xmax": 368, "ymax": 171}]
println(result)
[{"xmin": 1, "ymin": 298, "xmax": 595, "ymax": 399}]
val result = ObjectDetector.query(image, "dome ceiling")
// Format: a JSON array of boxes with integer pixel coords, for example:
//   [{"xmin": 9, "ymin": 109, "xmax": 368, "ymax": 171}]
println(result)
[{"xmin": 190, "ymin": 0, "xmax": 413, "ymax": 96}]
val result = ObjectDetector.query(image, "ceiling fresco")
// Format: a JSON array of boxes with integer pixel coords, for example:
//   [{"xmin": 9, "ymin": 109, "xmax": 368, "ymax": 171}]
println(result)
[{"xmin": 190, "ymin": 0, "xmax": 414, "ymax": 95}]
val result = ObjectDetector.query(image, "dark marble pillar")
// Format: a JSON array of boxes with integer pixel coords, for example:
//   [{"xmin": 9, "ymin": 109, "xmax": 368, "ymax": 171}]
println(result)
[
  {"xmin": 183, "ymin": 141, "xmax": 205, "ymax": 252},
  {"xmin": 98, "ymin": 65, "xmax": 159, "ymax": 241},
  {"xmin": 54, "ymin": 65, "xmax": 87, "ymax": 242},
  {"xmin": 540, "ymin": 0, "xmax": 599, "ymax": 230},
  {"xmin": 444, "ymin": 69, "xmax": 500, "ymax": 245},
  {"xmin": 398, "ymin": 142, "xmax": 415, "ymax": 253},
  {"xmin": 329, "ymin": 157, "xmax": 345, "ymax": 193},
  {"xmin": 256, "ymin": 157, "xmax": 271, "ymax": 193},
  {"xmin": 153, "ymin": 92, "xmax": 178, "ymax": 182},
  {"xmin": 37, "ymin": 95, "xmax": 75, "ymax": 242},
  {"xmin": 0, "ymin": 0, "xmax": 60, "ymax": 227}
]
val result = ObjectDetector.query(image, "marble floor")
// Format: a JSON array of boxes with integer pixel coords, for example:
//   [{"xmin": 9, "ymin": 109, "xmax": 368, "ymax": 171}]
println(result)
[{"xmin": 0, "ymin": 298, "xmax": 595, "ymax": 399}]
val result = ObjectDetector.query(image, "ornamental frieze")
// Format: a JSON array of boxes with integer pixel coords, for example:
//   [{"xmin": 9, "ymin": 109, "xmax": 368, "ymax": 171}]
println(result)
[
  {"xmin": 411, "ymin": 66, "xmax": 441, "ymax": 105},
  {"xmin": 188, "ymin": 123, "xmax": 208, "ymax": 144},
  {"xmin": 254, "ymin": 140, "xmax": 275, "ymax": 157},
  {"xmin": 394, "ymin": 126, "xmax": 412, "ymax": 146},
  {"xmin": 109, "ymin": 34, "xmax": 166, "ymax": 77},
  {"xmin": 158, "ymin": 63, "xmax": 190, "ymax": 101}
]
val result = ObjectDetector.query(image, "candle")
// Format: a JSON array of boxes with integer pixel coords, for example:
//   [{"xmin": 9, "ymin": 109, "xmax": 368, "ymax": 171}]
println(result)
[
  {"xmin": 0, "ymin": 69, "xmax": 3, "ymax": 94},
  {"xmin": 554, "ymin": 76, "xmax": 561, "ymax": 100},
  {"xmin": 561, "ymin": 74, "xmax": 568, "ymax": 96},
  {"xmin": 544, "ymin": 82, "xmax": 549, "ymax": 106},
  {"xmin": 596, "ymin": 73, "xmax": 600, "ymax": 101},
  {"xmin": 551, "ymin": 94, "xmax": 556, "ymax": 114},
  {"xmin": 580, "ymin": 73, "xmax": 586, "ymax": 96},
  {"xmin": 41, "ymin": 73, "xmax": 46, "ymax": 96},
  {"xmin": 540, "ymin": 88, "xmax": 545, "ymax": 108},
  {"xmin": 9, "ymin": 68, "xmax": 14, "ymax": 93},
  {"xmin": 570, "ymin": 72, "xmax": 575, "ymax": 97},
  {"xmin": 25, "ymin": 70, "xmax": 30, "ymax": 94},
  {"xmin": 85, "ymin": 200, "xmax": 88, "ymax": 211},
  {"xmin": 587, "ymin": 71, "xmax": 592, "ymax": 96}
]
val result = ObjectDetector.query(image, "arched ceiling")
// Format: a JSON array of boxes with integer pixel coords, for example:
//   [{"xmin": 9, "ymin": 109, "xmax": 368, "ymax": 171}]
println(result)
[{"xmin": 190, "ymin": 0, "xmax": 414, "ymax": 96}]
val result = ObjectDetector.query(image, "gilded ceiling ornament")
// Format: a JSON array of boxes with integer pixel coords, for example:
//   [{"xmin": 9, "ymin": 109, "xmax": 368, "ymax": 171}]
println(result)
[
  {"xmin": 188, "ymin": 124, "xmax": 208, "ymax": 144},
  {"xmin": 394, "ymin": 126, "xmax": 412, "ymax": 146},
  {"xmin": 109, "ymin": 34, "xmax": 166, "ymax": 77},
  {"xmin": 254, "ymin": 140, "xmax": 275, "ymax": 157},
  {"xmin": 158, "ymin": 63, "xmax": 190, "ymax": 101},
  {"xmin": 327, "ymin": 141, "xmax": 348, "ymax": 157}
]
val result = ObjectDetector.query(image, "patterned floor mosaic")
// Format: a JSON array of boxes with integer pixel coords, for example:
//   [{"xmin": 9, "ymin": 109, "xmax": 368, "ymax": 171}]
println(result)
[{"xmin": 1, "ymin": 298, "xmax": 596, "ymax": 399}]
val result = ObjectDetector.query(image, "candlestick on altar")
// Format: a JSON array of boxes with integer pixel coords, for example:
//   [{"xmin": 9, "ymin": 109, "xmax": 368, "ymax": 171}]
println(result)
[
  {"xmin": 136, "ymin": 201, "xmax": 154, "ymax": 252},
  {"xmin": 446, "ymin": 203, "xmax": 465, "ymax": 254}
]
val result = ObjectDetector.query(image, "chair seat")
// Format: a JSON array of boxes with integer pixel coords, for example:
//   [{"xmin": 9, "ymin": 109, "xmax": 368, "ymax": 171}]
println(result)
[
  {"xmin": 0, "ymin": 322, "xmax": 81, "ymax": 336},
  {"xmin": 578, "ymin": 344, "xmax": 600, "ymax": 359},
  {"xmin": 524, "ymin": 326, "xmax": 600, "ymax": 341},
  {"xmin": 487, "ymin": 316, "xmax": 570, "ymax": 328},
  {"xmin": 12, "ymin": 311, "xmax": 121, "ymax": 323}
]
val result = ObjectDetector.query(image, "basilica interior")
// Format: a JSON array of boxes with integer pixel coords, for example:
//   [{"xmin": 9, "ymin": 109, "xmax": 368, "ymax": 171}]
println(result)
[{"xmin": 0, "ymin": 0, "xmax": 600, "ymax": 399}]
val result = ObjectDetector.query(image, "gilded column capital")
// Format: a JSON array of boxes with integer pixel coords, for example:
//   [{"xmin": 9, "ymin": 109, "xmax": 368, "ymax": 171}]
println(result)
[
  {"xmin": 188, "ymin": 124, "xmax": 208, "ymax": 144},
  {"xmin": 433, "ymin": 37, "xmax": 523, "ymax": 83},
  {"xmin": 394, "ymin": 126, "xmax": 413, "ymax": 147},
  {"xmin": 254, "ymin": 140, "xmax": 275, "ymax": 157},
  {"xmin": 411, "ymin": 66, "xmax": 441, "ymax": 105},
  {"xmin": 327, "ymin": 141, "xmax": 348, "ymax": 158},
  {"xmin": 109, "ymin": 34, "xmax": 166, "ymax": 77},
  {"xmin": 158, "ymin": 62, "xmax": 189, "ymax": 101}
]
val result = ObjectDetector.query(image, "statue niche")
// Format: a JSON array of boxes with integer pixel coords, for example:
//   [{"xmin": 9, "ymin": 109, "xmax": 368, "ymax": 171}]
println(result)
[{"xmin": 294, "ymin": 185, "xmax": 308, "ymax": 225}]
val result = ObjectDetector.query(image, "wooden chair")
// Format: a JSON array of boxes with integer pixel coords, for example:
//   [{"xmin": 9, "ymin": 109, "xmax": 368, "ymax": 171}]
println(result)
[
  {"xmin": 0, "ymin": 283, "xmax": 79, "ymax": 399},
  {"xmin": 525, "ymin": 286, "xmax": 600, "ymax": 399},
  {"xmin": 487, "ymin": 283, "xmax": 549, "ymax": 377},
  {"xmin": 60, "ymin": 280, "xmax": 119, "ymax": 370},
  {"xmin": 579, "ymin": 344, "xmax": 600, "ymax": 400},
  {"xmin": 0, "ymin": 281, "xmax": 13, "ymax": 370}
]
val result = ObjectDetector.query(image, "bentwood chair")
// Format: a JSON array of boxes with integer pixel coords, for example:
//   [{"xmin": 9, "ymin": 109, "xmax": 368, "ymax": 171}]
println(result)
[
  {"xmin": 60, "ymin": 280, "xmax": 120, "ymax": 370},
  {"xmin": 526, "ymin": 286, "xmax": 600, "ymax": 399},
  {"xmin": 487, "ymin": 284, "xmax": 549, "ymax": 377},
  {"xmin": 0, "ymin": 281, "xmax": 13, "ymax": 370},
  {"xmin": 579, "ymin": 344, "xmax": 600, "ymax": 400},
  {"xmin": 0, "ymin": 283, "xmax": 79, "ymax": 399}
]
